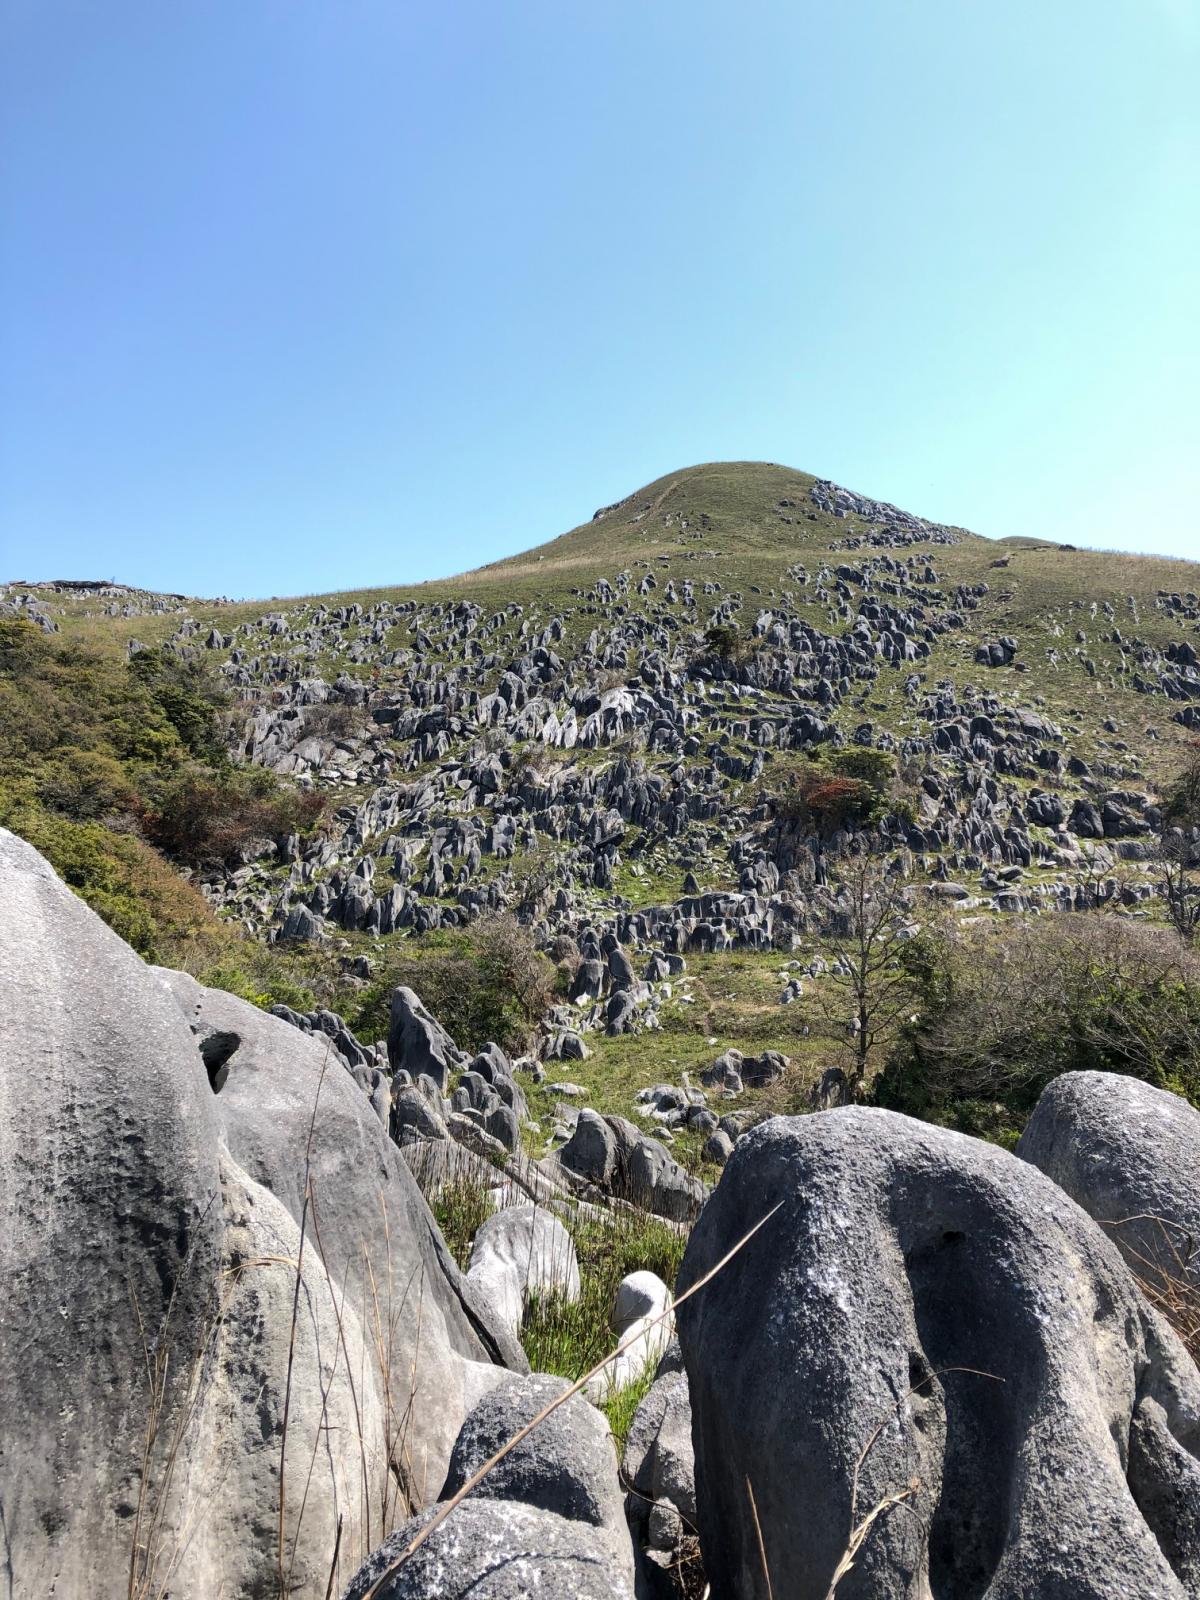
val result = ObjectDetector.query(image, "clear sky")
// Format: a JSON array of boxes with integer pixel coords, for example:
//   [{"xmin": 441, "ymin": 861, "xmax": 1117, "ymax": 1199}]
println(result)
[{"xmin": 2, "ymin": 1, "xmax": 1197, "ymax": 598}]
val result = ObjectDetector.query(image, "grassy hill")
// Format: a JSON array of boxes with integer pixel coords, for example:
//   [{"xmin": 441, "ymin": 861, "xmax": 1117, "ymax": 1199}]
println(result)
[{"xmin": 5, "ymin": 460, "xmax": 1200, "ymax": 1156}]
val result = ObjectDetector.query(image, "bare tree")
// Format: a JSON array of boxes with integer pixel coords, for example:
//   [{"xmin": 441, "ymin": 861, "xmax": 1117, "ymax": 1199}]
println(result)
[
  {"xmin": 1157, "ymin": 834, "xmax": 1200, "ymax": 943},
  {"xmin": 1155, "ymin": 742, "xmax": 1200, "ymax": 943},
  {"xmin": 824, "ymin": 853, "xmax": 918, "ymax": 1100}
]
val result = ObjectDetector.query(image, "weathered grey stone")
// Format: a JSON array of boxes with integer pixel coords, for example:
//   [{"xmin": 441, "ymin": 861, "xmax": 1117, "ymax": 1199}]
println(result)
[
  {"xmin": 703, "ymin": 1128, "xmax": 734, "ymax": 1165},
  {"xmin": 559, "ymin": 1107, "xmax": 618, "ymax": 1185},
  {"xmin": 439, "ymin": 1372, "xmax": 633, "ymax": 1584},
  {"xmin": 700, "ymin": 1048, "xmax": 744, "ymax": 1093},
  {"xmin": 621, "ymin": 1359, "xmax": 698, "ymax": 1596},
  {"xmin": 0, "ymin": 829, "xmax": 386, "ymax": 1598},
  {"xmin": 158, "ymin": 969, "xmax": 524, "ymax": 1506},
  {"xmin": 558, "ymin": 1112, "xmax": 706, "ymax": 1222},
  {"xmin": 388, "ymin": 983, "xmax": 461, "ymax": 1089},
  {"xmin": 466, "ymin": 1205, "xmax": 580, "ymax": 1339},
  {"xmin": 741, "ymin": 1049, "xmax": 788, "ymax": 1087},
  {"xmin": 392, "ymin": 1083, "xmax": 450, "ymax": 1141},
  {"xmin": 622, "ymin": 1368, "xmax": 696, "ymax": 1526},
  {"xmin": 0, "ymin": 829, "xmax": 221, "ymax": 1594},
  {"xmin": 678, "ymin": 1107, "xmax": 1200, "ymax": 1600},
  {"xmin": 606, "ymin": 988, "xmax": 639, "ymax": 1035},
  {"xmin": 1018, "ymin": 1070, "xmax": 1200, "ymax": 1297},
  {"xmin": 485, "ymin": 1101, "xmax": 521, "ymax": 1151},
  {"xmin": 589, "ymin": 1270, "xmax": 674, "ymax": 1403},
  {"xmin": 280, "ymin": 901, "xmax": 322, "ymax": 940},
  {"xmin": 340, "ymin": 1499, "xmax": 634, "ymax": 1599},
  {"xmin": 571, "ymin": 958, "xmax": 607, "ymax": 1001}
]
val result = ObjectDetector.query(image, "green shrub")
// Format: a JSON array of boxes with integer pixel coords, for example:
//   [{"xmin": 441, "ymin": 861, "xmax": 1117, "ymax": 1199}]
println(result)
[
  {"xmin": 348, "ymin": 916, "xmax": 554, "ymax": 1057},
  {"xmin": 1163, "ymin": 740, "xmax": 1200, "ymax": 827},
  {"xmin": 197, "ymin": 959, "xmax": 317, "ymax": 1014},
  {"xmin": 873, "ymin": 914, "xmax": 1200, "ymax": 1137},
  {"xmin": 34, "ymin": 749, "xmax": 138, "ymax": 820},
  {"xmin": 767, "ymin": 746, "xmax": 899, "ymax": 834},
  {"xmin": 127, "ymin": 648, "xmax": 229, "ymax": 760},
  {"xmin": 0, "ymin": 778, "xmax": 231, "ymax": 965},
  {"xmin": 142, "ymin": 763, "xmax": 326, "ymax": 867},
  {"xmin": 702, "ymin": 622, "xmax": 740, "ymax": 662}
]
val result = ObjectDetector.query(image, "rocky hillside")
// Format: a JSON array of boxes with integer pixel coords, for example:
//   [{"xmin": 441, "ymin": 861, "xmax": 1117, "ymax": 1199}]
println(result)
[
  {"xmin": 4, "ymin": 463, "xmax": 1200, "ymax": 1596},
  {"xmin": 6, "ymin": 464, "xmax": 1200, "ymax": 1136}
]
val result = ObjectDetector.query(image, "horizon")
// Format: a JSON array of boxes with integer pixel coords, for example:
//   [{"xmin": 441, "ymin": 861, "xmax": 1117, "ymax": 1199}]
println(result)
[
  {"xmin": 2, "ymin": 2, "xmax": 1198, "ymax": 593},
  {"xmin": 8, "ymin": 454, "xmax": 1200, "ymax": 605}
]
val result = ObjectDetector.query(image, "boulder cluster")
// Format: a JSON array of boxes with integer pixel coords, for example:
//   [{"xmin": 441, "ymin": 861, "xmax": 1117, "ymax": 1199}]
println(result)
[
  {"xmin": 5, "ymin": 826, "xmax": 1200, "ymax": 1598},
  {"xmin": 123, "ymin": 489, "xmax": 1198, "ymax": 1012}
]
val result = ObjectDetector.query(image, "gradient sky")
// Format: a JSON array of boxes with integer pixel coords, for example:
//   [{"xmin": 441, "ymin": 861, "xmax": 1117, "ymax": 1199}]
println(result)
[{"xmin": 2, "ymin": 1, "xmax": 1197, "ymax": 598}]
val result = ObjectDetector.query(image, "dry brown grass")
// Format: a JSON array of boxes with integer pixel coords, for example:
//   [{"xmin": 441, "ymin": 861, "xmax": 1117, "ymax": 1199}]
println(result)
[{"xmin": 1112, "ymin": 1215, "xmax": 1200, "ymax": 1363}]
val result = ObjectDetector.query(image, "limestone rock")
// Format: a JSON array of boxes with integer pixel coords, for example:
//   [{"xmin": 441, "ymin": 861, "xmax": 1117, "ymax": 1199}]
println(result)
[
  {"xmin": 677, "ymin": 1106, "xmax": 1200, "ymax": 1600},
  {"xmin": 1018, "ymin": 1070, "xmax": 1200, "ymax": 1298},
  {"xmin": 465, "ymin": 1205, "xmax": 581, "ymax": 1339},
  {"xmin": 340, "ymin": 1500, "xmax": 633, "ymax": 1600}
]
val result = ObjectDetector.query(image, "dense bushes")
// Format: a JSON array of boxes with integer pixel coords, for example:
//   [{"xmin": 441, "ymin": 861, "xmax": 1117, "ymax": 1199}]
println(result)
[
  {"xmin": 347, "ymin": 915, "xmax": 555, "ymax": 1057},
  {"xmin": 141, "ymin": 763, "xmax": 325, "ymax": 867},
  {"xmin": 0, "ymin": 620, "xmax": 222, "ymax": 783},
  {"xmin": 0, "ymin": 777, "xmax": 229, "ymax": 963},
  {"xmin": 0, "ymin": 617, "xmax": 325, "ymax": 955},
  {"xmin": 873, "ymin": 915, "xmax": 1200, "ymax": 1144},
  {"xmin": 769, "ymin": 746, "xmax": 900, "ymax": 834}
]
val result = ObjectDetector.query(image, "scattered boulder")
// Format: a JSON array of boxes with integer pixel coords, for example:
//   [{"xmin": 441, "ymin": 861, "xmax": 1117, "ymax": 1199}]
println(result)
[
  {"xmin": 392, "ymin": 1083, "xmax": 450, "ymax": 1142},
  {"xmin": 441, "ymin": 1373, "xmax": 633, "ymax": 1582},
  {"xmin": 555, "ymin": 1111, "xmax": 706, "ymax": 1222},
  {"xmin": 700, "ymin": 1048, "xmax": 744, "ymax": 1094},
  {"xmin": 741, "ymin": 1049, "xmax": 788, "ymax": 1088},
  {"xmin": 342, "ymin": 1374, "xmax": 636, "ymax": 1599},
  {"xmin": 466, "ymin": 1205, "xmax": 581, "ymax": 1340},
  {"xmin": 623, "ymin": 1361, "xmax": 697, "ymax": 1597},
  {"xmin": 703, "ymin": 1128, "xmax": 734, "ymax": 1165},
  {"xmin": 1018, "ymin": 1070, "xmax": 1200, "ymax": 1298},
  {"xmin": 340, "ymin": 1500, "xmax": 633, "ymax": 1600},
  {"xmin": 588, "ymin": 1271, "xmax": 674, "ymax": 1402},
  {"xmin": 388, "ymin": 984, "xmax": 461, "ymax": 1089}
]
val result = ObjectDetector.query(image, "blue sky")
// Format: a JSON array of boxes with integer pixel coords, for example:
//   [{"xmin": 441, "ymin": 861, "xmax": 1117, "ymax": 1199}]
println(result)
[{"xmin": 2, "ymin": 1, "xmax": 1197, "ymax": 597}]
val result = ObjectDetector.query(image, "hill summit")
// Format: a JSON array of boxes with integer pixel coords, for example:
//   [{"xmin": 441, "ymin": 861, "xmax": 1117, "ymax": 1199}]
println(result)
[{"xmin": 3, "ymin": 459, "xmax": 1199, "ymax": 1143}]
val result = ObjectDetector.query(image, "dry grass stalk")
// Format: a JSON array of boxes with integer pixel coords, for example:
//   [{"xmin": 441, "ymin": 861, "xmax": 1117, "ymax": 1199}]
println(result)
[
  {"xmin": 1110, "ymin": 1213, "xmax": 1200, "ymax": 1362},
  {"xmin": 817, "ymin": 1364, "xmax": 1002, "ymax": 1599},
  {"xmin": 359, "ymin": 1200, "xmax": 784, "ymax": 1599},
  {"xmin": 746, "ymin": 1475, "xmax": 774, "ymax": 1600}
]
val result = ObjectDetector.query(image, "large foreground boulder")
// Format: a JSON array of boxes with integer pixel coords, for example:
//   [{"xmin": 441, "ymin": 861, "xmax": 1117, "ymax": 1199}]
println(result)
[
  {"xmin": 341, "ymin": 1500, "xmax": 631, "ymax": 1599},
  {"xmin": 0, "ymin": 828, "xmax": 223, "ymax": 1595},
  {"xmin": 158, "ymin": 970, "xmax": 526, "ymax": 1504},
  {"xmin": 677, "ymin": 1107, "xmax": 1200, "ymax": 1600},
  {"xmin": 0, "ymin": 829, "xmax": 512, "ymax": 1598},
  {"xmin": 441, "ymin": 1373, "xmax": 633, "ymax": 1582},
  {"xmin": 1017, "ymin": 1070, "xmax": 1200, "ymax": 1298}
]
